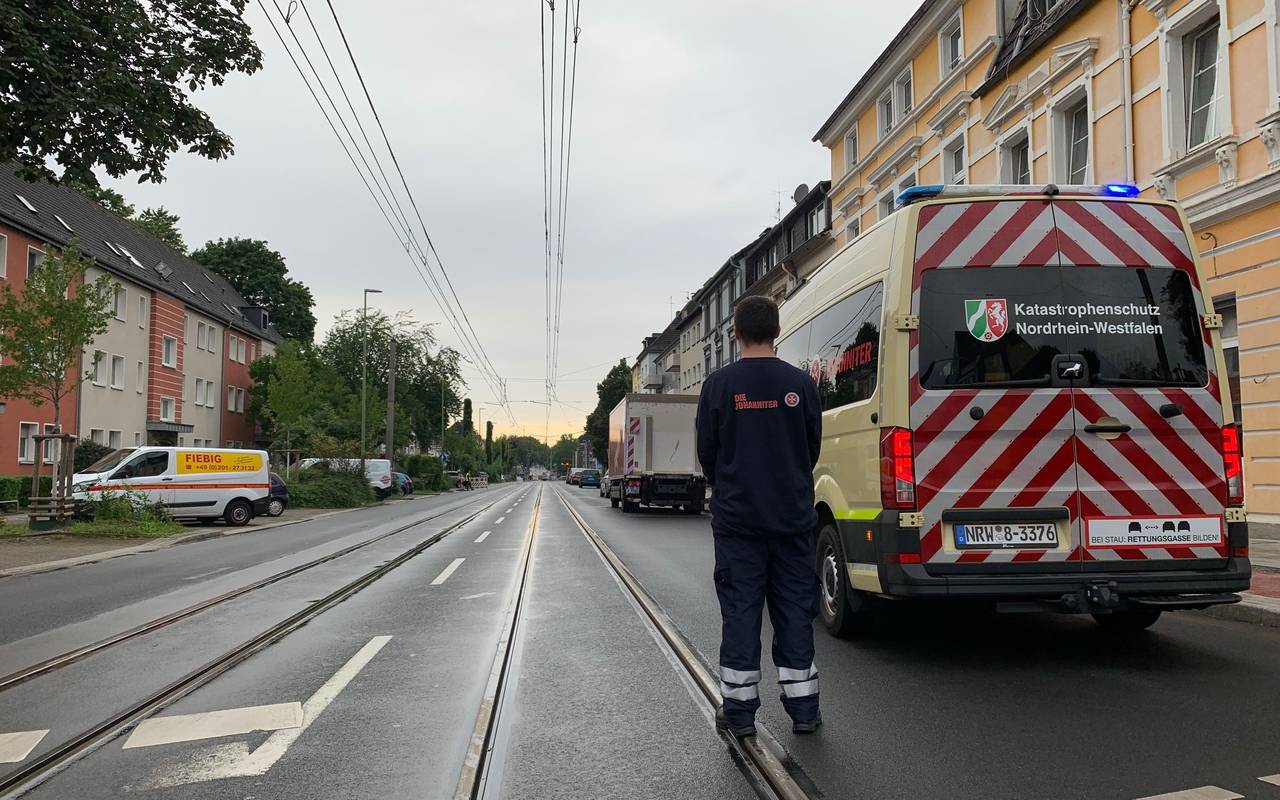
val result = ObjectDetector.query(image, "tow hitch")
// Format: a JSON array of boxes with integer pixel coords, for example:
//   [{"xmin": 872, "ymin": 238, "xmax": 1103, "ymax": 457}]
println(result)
[{"xmin": 1060, "ymin": 582, "xmax": 1122, "ymax": 613}]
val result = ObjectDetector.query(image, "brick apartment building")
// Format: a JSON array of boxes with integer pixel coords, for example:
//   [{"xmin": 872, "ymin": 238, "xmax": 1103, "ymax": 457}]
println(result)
[{"xmin": 0, "ymin": 167, "xmax": 281, "ymax": 475}]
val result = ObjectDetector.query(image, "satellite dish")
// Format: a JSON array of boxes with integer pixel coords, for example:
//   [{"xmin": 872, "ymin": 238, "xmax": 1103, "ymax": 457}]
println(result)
[{"xmin": 792, "ymin": 184, "xmax": 810, "ymax": 204}]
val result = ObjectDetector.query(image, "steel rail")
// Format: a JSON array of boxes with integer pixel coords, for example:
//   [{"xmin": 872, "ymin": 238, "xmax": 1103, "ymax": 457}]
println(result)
[
  {"xmin": 0, "ymin": 492, "xmax": 514, "ymax": 798},
  {"xmin": 554, "ymin": 488, "xmax": 820, "ymax": 800},
  {"xmin": 0, "ymin": 488, "xmax": 516, "ymax": 692}
]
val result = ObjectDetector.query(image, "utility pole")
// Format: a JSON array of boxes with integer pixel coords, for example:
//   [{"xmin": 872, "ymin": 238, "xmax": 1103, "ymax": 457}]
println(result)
[
  {"xmin": 385, "ymin": 337, "xmax": 396, "ymax": 469},
  {"xmin": 360, "ymin": 288, "xmax": 381, "ymax": 457}
]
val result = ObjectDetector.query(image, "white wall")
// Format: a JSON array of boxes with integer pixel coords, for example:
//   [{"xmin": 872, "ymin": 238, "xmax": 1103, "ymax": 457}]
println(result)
[
  {"xmin": 183, "ymin": 308, "xmax": 223, "ymax": 447},
  {"xmin": 79, "ymin": 267, "xmax": 150, "ymax": 449}
]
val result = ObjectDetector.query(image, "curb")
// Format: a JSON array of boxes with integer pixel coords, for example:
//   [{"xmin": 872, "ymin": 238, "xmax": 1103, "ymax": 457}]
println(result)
[
  {"xmin": 1202, "ymin": 592, "xmax": 1280, "ymax": 627},
  {"xmin": 0, "ymin": 498, "xmax": 427, "ymax": 579}
]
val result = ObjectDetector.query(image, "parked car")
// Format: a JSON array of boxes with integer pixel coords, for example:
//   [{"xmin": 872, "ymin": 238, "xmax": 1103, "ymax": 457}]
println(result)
[
  {"xmin": 392, "ymin": 472, "xmax": 414, "ymax": 495},
  {"xmin": 567, "ymin": 468, "xmax": 583, "ymax": 485},
  {"xmin": 267, "ymin": 472, "xmax": 289, "ymax": 517},
  {"xmin": 599, "ymin": 476, "xmax": 609, "ymax": 498},
  {"xmin": 296, "ymin": 458, "xmax": 394, "ymax": 499},
  {"xmin": 578, "ymin": 468, "xmax": 601, "ymax": 488},
  {"xmin": 72, "ymin": 446, "xmax": 271, "ymax": 526}
]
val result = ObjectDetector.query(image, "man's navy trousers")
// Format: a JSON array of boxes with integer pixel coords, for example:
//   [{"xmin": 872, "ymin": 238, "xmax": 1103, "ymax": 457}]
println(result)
[{"xmin": 714, "ymin": 528, "xmax": 819, "ymax": 726}]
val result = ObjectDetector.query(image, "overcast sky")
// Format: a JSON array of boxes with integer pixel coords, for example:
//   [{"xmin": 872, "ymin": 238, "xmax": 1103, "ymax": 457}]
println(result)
[{"xmin": 106, "ymin": 0, "xmax": 917, "ymax": 441}]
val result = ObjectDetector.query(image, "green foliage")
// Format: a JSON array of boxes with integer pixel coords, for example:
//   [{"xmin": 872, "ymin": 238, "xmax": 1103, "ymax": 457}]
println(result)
[
  {"xmin": 461, "ymin": 399, "xmax": 473, "ymax": 435},
  {"xmin": 265, "ymin": 341, "xmax": 312, "ymax": 447},
  {"xmin": 133, "ymin": 207, "xmax": 187, "ymax": 253},
  {"xmin": 191, "ymin": 238, "xmax": 316, "ymax": 341},
  {"xmin": 0, "ymin": 476, "xmax": 53, "ymax": 508},
  {"xmin": 289, "ymin": 469, "xmax": 374, "ymax": 508},
  {"xmin": 404, "ymin": 454, "xmax": 449, "ymax": 492},
  {"xmin": 73, "ymin": 489, "xmax": 182, "ymax": 538},
  {"xmin": 74, "ymin": 439, "xmax": 115, "ymax": 473},
  {"xmin": 1, "ymin": 0, "xmax": 262, "ymax": 185},
  {"xmin": 0, "ymin": 240, "xmax": 115, "ymax": 428},
  {"xmin": 550, "ymin": 434, "xmax": 577, "ymax": 469},
  {"xmin": 484, "ymin": 421, "xmax": 493, "ymax": 463},
  {"xmin": 67, "ymin": 181, "xmax": 134, "ymax": 217},
  {"xmin": 586, "ymin": 360, "xmax": 632, "ymax": 463}
]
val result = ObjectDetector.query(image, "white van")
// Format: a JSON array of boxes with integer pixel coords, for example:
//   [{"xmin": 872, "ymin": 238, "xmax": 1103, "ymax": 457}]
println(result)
[
  {"xmin": 296, "ymin": 458, "xmax": 394, "ymax": 498},
  {"xmin": 72, "ymin": 447, "xmax": 271, "ymax": 525}
]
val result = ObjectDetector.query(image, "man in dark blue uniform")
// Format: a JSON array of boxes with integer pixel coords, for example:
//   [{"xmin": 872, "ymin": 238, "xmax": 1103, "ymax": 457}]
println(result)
[{"xmin": 696, "ymin": 295, "xmax": 822, "ymax": 738}]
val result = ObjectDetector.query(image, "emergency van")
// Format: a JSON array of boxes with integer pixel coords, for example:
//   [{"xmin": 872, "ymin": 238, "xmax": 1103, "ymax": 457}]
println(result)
[
  {"xmin": 72, "ymin": 447, "xmax": 271, "ymax": 525},
  {"xmin": 777, "ymin": 184, "xmax": 1250, "ymax": 636}
]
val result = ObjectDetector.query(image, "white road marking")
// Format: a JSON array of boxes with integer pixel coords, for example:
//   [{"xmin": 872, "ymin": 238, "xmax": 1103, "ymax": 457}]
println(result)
[
  {"xmin": 184, "ymin": 566, "xmax": 235, "ymax": 581},
  {"xmin": 474, "ymin": 530, "xmax": 491, "ymax": 543},
  {"xmin": 132, "ymin": 636, "xmax": 392, "ymax": 789},
  {"xmin": 1135, "ymin": 788, "xmax": 1244, "ymax": 800},
  {"xmin": 1261, "ymin": 775, "xmax": 1280, "ymax": 786},
  {"xmin": 431, "ymin": 558, "xmax": 466, "ymax": 585},
  {"xmin": 495, "ymin": 516, "xmax": 506, "ymax": 524},
  {"xmin": 506, "ymin": 507, "xmax": 514, "ymax": 513},
  {"xmin": 460, "ymin": 592, "xmax": 496, "ymax": 600},
  {"xmin": 0, "ymin": 729, "xmax": 48, "ymax": 763},
  {"xmin": 124, "ymin": 703, "xmax": 302, "ymax": 749}
]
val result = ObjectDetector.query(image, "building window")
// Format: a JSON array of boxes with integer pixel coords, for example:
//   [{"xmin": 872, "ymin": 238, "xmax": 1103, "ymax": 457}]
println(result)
[
  {"xmin": 944, "ymin": 137, "xmax": 966, "ymax": 184},
  {"xmin": 136, "ymin": 360, "xmax": 145, "ymax": 394},
  {"xmin": 42, "ymin": 424, "xmax": 57, "ymax": 464},
  {"xmin": 940, "ymin": 14, "xmax": 963, "ymax": 73},
  {"xmin": 878, "ymin": 91, "xmax": 894, "ymax": 135},
  {"xmin": 1216, "ymin": 295, "xmax": 1241, "ymax": 424},
  {"xmin": 807, "ymin": 205, "xmax": 828, "ymax": 237},
  {"xmin": 134, "ymin": 432, "xmax": 142, "ymax": 446},
  {"xmin": 110, "ymin": 355, "xmax": 125, "ymax": 389},
  {"xmin": 138, "ymin": 295, "xmax": 147, "ymax": 329},
  {"xmin": 162, "ymin": 335, "xmax": 177, "ymax": 368},
  {"xmin": 197, "ymin": 321, "xmax": 207, "ymax": 351},
  {"xmin": 160, "ymin": 396, "xmax": 176, "ymax": 422},
  {"xmin": 878, "ymin": 192, "xmax": 896, "ymax": 220},
  {"xmin": 26, "ymin": 246, "xmax": 44, "ymax": 277},
  {"xmin": 1004, "ymin": 135, "xmax": 1032, "ymax": 184},
  {"xmin": 1029, "ymin": 0, "xmax": 1064, "ymax": 17},
  {"xmin": 18, "ymin": 422, "xmax": 36, "ymax": 463},
  {"xmin": 845, "ymin": 216, "xmax": 861, "ymax": 243},
  {"xmin": 91, "ymin": 352, "xmax": 106, "ymax": 386},
  {"xmin": 113, "ymin": 286, "xmax": 127, "ymax": 321},
  {"xmin": 1056, "ymin": 96, "xmax": 1090, "ymax": 184},
  {"xmin": 1184, "ymin": 19, "xmax": 1219, "ymax": 150},
  {"xmin": 227, "ymin": 385, "xmax": 237, "ymax": 411},
  {"xmin": 90, "ymin": 428, "xmax": 105, "ymax": 446},
  {"xmin": 845, "ymin": 128, "xmax": 859, "ymax": 170},
  {"xmin": 195, "ymin": 378, "xmax": 206, "ymax": 407},
  {"xmin": 895, "ymin": 69, "xmax": 913, "ymax": 116},
  {"xmin": 108, "ymin": 430, "xmax": 121, "ymax": 449},
  {"xmin": 899, "ymin": 173, "xmax": 917, "ymax": 193}
]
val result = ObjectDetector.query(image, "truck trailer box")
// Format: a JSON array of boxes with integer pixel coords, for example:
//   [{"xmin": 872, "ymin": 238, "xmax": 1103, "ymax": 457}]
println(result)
[{"xmin": 606, "ymin": 393, "xmax": 705, "ymax": 513}]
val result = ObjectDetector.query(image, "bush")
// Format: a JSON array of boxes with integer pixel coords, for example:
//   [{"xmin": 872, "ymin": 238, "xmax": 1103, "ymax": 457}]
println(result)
[
  {"xmin": 0, "ymin": 475, "xmax": 54, "ymax": 508},
  {"xmin": 404, "ymin": 454, "xmax": 449, "ymax": 492},
  {"xmin": 72, "ymin": 488, "xmax": 182, "ymax": 538},
  {"xmin": 290, "ymin": 469, "xmax": 373, "ymax": 508},
  {"xmin": 74, "ymin": 439, "xmax": 114, "ymax": 473}
]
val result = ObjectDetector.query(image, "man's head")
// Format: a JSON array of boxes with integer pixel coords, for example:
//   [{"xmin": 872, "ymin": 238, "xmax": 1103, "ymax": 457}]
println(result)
[{"xmin": 733, "ymin": 296, "xmax": 780, "ymax": 348}]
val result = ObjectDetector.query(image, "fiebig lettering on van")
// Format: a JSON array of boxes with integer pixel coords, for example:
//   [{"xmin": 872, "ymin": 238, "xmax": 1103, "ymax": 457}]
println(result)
[{"xmin": 177, "ymin": 451, "xmax": 264, "ymax": 474}]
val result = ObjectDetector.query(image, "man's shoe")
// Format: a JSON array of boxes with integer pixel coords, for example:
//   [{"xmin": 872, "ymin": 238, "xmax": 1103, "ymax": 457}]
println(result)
[
  {"xmin": 715, "ymin": 706, "xmax": 756, "ymax": 738},
  {"xmin": 792, "ymin": 713, "xmax": 823, "ymax": 735}
]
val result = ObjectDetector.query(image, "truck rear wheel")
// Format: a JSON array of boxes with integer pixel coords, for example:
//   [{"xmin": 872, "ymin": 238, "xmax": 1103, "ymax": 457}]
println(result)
[
  {"xmin": 622, "ymin": 498, "xmax": 638, "ymax": 513},
  {"xmin": 816, "ymin": 521, "xmax": 875, "ymax": 639},
  {"xmin": 1092, "ymin": 609, "xmax": 1162, "ymax": 632},
  {"xmin": 610, "ymin": 496, "xmax": 619, "ymax": 508}
]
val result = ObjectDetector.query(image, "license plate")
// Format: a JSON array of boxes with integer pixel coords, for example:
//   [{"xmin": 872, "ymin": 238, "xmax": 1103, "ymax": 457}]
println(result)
[{"xmin": 954, "ymin": 523, "xmax": 1058, "ymax": 549}]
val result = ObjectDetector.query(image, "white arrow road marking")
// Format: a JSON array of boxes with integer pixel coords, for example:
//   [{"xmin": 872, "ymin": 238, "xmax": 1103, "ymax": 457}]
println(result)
[
  {"xmin": 124, "ymin": 703, "xmax": 302, "ymax": 749},
  {"xmin": 495, "ymin": 516, "xmax": 506, "ymax": 524},
  {"xmin": 0, "ymin": 730, "xmax": 48, "ymax": 763},
  {"xmin": 474, "ymin": 530, "xmax": 491, "ymax": 543},
  {"xmin": 431, "ymin": 558, "xmax": 466, "ymax": 585},
  {"xmin": 131, "ymin": 636, "xmax": 392, "ymax": 789},
  {"xmin": 1261, "ymin": 775, "xmax": 1280, "ymax": 785},
  {"xmin": 1135, "ymin": 788, "xmax": 1244, "ymax": 800}
]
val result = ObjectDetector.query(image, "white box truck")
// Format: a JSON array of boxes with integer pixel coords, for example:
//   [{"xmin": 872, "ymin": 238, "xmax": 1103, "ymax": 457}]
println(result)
[{"xmin": 606, "ymin": 394, "xmax": 706, "ymax": 514}]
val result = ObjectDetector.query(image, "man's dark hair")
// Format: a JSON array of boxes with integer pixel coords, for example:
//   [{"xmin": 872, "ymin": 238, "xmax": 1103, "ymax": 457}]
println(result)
[{"xmin": 734, "ymin": 296, "xmax": 780, "ymax": 346}]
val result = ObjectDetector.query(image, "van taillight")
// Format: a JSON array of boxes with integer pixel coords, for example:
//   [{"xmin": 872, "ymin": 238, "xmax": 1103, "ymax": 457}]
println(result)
[
  {"xmin": 1222, "ymin": 424, "xmax": 1243, "ymax": 506},
  {"xmin": 880, "ymin": 427, "xmax": 916, "ymax": 510}
]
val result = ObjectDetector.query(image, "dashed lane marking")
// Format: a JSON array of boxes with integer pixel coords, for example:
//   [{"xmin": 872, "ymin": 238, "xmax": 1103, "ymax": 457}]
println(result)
[
  {"xmin": 0, "ymin": 730, "xmax": 48, "ymax": 764},
  {"xmin": 431, "ymin": 558, "xmax": 466, "ymax": 586},
  {"xmin": 124, "ymin": 703, "xmax": 302, "ymax": 749},
  {"xmin": 1135, "ymin": 788, "xmax": 1244, "ymax": 800},
  {"xmin": 495, "ymin": 516, "xmax": 506, "ymax": 524},
  {"xmin": 475, "ymin": 530, "xmax": 491, "ymax": 543},
  {"xmin": 460, "ymin": 592, "xmax": 496, "ymax": 600}
]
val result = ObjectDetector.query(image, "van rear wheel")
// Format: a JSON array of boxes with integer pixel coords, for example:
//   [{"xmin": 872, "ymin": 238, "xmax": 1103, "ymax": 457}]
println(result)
[
  {"xmin": 1092, "ymin": 609, "xmax": 1162, "ymax": 632},
  {"xmin": 816, "ymin": 521, "xmax": 875, "ymax": 639},
  {"xmin": 224, "ymin": 499, "xmax": 252, "ymax": 527}
]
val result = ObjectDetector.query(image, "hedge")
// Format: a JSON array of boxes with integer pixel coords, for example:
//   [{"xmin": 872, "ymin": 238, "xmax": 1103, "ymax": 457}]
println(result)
[
  {"xmin": 289, "ymin": 470, "xmax": 374, "ymax": 508},
  {"xmin": 0, "ymin": 476, "xmax": 54, "ymax": 508}
]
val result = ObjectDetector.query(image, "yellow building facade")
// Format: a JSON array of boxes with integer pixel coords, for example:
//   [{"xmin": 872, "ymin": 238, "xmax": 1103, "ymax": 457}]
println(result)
[{"xmin": 815, "ymin": 0, "xmax": 1280, "ymax": 519}]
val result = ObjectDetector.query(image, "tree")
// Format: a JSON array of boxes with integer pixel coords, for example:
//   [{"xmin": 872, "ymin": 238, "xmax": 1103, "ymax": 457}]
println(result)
[
  {"xmin": 67, "ymin": 181, "xmax": 135, "ymax": 218},
  {"xmin": 1, "ymin": 1, "xmax": 262, "ymax": 185},
  {"xmin": 191, "ymin": 238, "xmax": 316, "ymax": 341},
  {"xmin": 0, "ymin": 241, "xmax": 114, "ymax": 492},
  {"xmin": 485, "ymin": 421, "xmax": 494, "ymax": 463},
  {"xmin": 585, "ymin": 360, "xmax": 633, "ymax": 463},
  {"xmin": 462, "ymin": 399, "xmax": 474, "ymax": 435},
  {"xmin": 134, "ymin": 208, "xmax": 187, "ymax": 254},
  {"xmin": 265, "ymin": 341, "xmax": 313, "ymax": 471}
]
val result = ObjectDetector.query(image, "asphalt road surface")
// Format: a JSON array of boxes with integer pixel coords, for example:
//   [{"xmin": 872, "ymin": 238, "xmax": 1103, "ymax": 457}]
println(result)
[{"xmin": 2, "ymin": 482, "xmax": 1278, "ymax": 800}]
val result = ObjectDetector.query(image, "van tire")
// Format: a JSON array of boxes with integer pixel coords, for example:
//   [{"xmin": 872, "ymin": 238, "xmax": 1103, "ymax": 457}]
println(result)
[
  {"xmin": 224, "ymin": 499, "xmax": 252, "ymax": 527},
  {"xmin": 816, "ymin": 521, "xmax": 874, "ymax": 639},
  {"xmin": 1092, "ymin": 609, "xmax": 1162, "ymax": 632}
]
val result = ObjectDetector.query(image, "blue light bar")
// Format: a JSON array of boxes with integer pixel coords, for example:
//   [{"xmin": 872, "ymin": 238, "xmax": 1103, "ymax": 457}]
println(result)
[
  {"xmin": 896, "ymin": 184, "xmax": 945, "ymax": 207},
  {"xmin": 1102, "ymin": 182, "xmax": 1141, "ymax": 197}
]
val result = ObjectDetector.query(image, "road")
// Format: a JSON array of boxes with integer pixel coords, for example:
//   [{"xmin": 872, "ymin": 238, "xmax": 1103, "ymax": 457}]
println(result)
[{"xmin": 1, "ymin": 482, "xmax": 1278, "ymax": 799}]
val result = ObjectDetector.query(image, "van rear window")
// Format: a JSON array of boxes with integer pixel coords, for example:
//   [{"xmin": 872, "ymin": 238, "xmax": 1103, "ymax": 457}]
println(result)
[{"xmin": 918, "ymin": 267, "xmax": 1207, "ymax": 389}]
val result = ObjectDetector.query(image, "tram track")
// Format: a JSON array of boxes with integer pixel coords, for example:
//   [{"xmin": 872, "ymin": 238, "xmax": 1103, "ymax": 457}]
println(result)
[
  {"xmin": 0, "ymin": 487, "xmax": 519, "ymax": 798},
  {"xmin": 552, "ymin": 488, "xmax": 821, "ymax": 800}
]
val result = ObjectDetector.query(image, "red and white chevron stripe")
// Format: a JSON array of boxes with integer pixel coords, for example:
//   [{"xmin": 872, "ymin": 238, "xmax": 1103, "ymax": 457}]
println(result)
[
  {"xmin": 909, "ymin": 199, "xmax": 1224, "ymax": 568},
  {"xmin": 626, "ymin": 417, "xmax": 640, "ymax": 473}
]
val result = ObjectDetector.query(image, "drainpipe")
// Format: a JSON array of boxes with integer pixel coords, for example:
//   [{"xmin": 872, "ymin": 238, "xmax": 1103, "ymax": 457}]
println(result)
[{"xmin": 1120, "ymin": 0, "xmax": 1138, "ymax": 182}]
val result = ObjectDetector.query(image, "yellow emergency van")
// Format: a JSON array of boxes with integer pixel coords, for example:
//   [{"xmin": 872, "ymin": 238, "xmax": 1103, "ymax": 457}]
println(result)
[{"xmin": 776, "ymin": 184, "xmax": 1249, "ymax": 636}]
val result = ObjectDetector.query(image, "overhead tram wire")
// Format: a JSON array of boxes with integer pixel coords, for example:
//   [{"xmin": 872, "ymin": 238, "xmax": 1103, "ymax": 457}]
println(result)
[
  {"xmin": 550, "ymin": 0, "xmax": 582, "ymax": 395},
  {"xmin": 321, "ymin": 0, "xmax": 513, "ymax": 419},
  {"xmin": 550, "ymin": 2, "xmax": 569, "ymax": 399},
  {"xmin": 543, "ymin": 0, "xmax": 557, "ymax": 410},
  {"xmin": 269, "ymin": 1, "xmax": 514, "ymax": 421}
]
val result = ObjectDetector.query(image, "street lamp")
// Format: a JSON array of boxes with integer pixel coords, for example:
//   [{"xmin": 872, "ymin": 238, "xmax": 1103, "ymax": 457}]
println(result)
[{"xmin": 361, "ymin": 288, "xmax": 382, "ymax": 457}]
